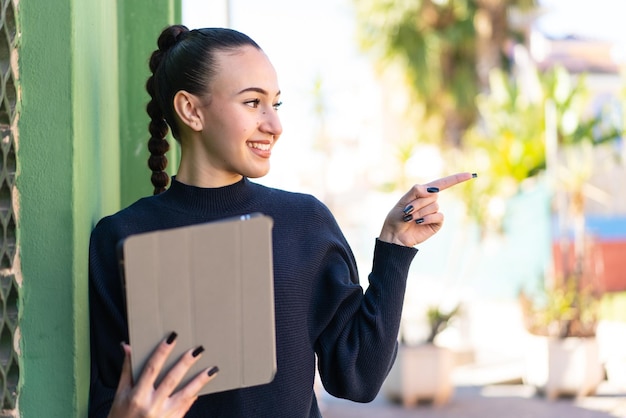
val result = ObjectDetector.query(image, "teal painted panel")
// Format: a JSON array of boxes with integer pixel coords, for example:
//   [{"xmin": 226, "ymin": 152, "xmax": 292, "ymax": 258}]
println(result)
[
  {"xmin": 410, "ymin": 181, "xmax": 552, "ymax": 300},
  {"xmin": 117, "ymin": 0, "xmax": 181, "ymax": 208},
  {"xmin": 71, "ymin": 0, "xmax": 122, "ymax": 415},
  {"xmin": 17, "ymin": 0, "xmax": 78, "ymax": 415},
  {"xmin": 17, "ymin": 0, "xmax": 181, "ymax": 416}
]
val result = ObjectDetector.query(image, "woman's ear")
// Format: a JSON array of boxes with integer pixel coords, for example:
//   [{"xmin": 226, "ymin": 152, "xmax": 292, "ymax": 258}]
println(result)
[{"xmin": 173, "ymin": 90, "xmax": 203, "ymax": 132}]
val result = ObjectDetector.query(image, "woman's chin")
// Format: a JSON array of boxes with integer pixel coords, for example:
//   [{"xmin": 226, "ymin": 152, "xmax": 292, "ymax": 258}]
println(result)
[{"xmin": 245, "ymin": 166, "xmax": 271, "ymax": 179}]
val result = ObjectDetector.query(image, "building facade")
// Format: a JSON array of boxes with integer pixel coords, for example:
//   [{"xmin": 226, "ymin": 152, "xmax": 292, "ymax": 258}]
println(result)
[{"xmin": 3, "ymin": 1, "xmax": 180, "ymax": 416}]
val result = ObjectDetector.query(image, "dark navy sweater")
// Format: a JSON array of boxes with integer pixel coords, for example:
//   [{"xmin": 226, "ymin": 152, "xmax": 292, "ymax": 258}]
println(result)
[{"xmin": 88, "ymin": 177, "xmax": 417, "ymax": 417}]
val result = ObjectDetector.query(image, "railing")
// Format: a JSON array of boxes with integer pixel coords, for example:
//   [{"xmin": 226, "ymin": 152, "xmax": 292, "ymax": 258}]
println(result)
[{"xmin": 0, "ymin": 0, "xmax": 19, "ymax": 414}]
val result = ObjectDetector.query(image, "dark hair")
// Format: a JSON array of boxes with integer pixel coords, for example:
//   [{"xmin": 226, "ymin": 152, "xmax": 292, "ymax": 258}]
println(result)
[{"xmin": 145, "ymin": 25, "xmax": 261, "ymax": 194}]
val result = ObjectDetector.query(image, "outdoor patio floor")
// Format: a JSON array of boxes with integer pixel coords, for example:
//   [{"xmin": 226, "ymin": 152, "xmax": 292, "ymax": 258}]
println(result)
[
  {"xmin": 320, "ymin": 373, "xmax": 626, "ymax": 418},
  {"xmin": 321, "ymin": 383, "xmax": 626, "ymax": 418},
  {"xmin": 316, "ymin": 299, "xmax": 626, "ymax": 418}
]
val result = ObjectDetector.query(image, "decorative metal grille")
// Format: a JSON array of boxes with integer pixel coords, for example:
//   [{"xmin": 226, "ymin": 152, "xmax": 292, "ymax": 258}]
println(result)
[{"xmin": 0, "ymin": 0, "xmax": 19, "ymax": 414}]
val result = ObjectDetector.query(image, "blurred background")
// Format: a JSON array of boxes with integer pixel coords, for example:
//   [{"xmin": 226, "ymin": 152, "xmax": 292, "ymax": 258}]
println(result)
[
  {"xmin": 182, "ymin": 0, "xmax": 626, "ymax": 416},
  {"xmin": 15, "ymin": 1, "xmax": 626, "ymax": 416}
]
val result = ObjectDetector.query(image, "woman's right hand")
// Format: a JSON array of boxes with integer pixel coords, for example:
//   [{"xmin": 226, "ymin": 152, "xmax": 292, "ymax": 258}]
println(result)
[{"xmin": 108, "ymin": 332, "xmax": 219, "ymax": 418}]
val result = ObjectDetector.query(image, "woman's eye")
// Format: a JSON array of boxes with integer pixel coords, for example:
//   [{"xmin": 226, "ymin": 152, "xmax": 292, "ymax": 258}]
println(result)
[
  {"xmin": 273, "ymin": 101, "xmax": 283, "ymax": 110},
  {"xmin": 245, "ymin": 99, "xmax": 261, "ymax": 108}
]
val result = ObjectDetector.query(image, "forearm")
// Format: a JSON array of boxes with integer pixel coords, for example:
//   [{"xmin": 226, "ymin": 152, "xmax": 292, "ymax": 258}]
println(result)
[{"xmin": 317, "ymin": 239, "xmax": 417, "ymax": 401}]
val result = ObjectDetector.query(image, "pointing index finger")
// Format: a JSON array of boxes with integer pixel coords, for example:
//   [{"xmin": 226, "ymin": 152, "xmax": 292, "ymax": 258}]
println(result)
[{"xmin": 426, "ymin": 172, "xmax": 476, "ymax": 191}]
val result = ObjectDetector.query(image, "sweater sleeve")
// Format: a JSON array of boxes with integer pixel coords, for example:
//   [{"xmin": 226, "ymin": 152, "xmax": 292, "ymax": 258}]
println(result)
[
  {"xmin": 313, "ymin": 226, "xmax": 417, "ymax": 402},
  {"xmin": 87, "ymin": 218, "xmax": 128, "ymax": 417}
]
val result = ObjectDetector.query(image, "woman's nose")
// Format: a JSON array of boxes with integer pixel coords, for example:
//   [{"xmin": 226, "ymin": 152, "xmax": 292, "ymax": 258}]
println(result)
[{"xmin": 260, "ymin": 110, "xmax": 283, "ymax": 138}]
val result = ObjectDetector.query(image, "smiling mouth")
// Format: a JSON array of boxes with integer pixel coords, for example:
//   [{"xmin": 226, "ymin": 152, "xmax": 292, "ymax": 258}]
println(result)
[{"xmin": 247, "ymin": 142, "xmax": 271, "ymax": 151}]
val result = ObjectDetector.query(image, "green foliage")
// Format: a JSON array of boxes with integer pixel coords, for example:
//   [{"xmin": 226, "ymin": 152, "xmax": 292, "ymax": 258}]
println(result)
[
  {"xmin": 543, "ymin": 67, "xmax": 621, "ymax": 147},
  {"xmin": 453, "ymin": 64, "xmax": 622, "ymax": 233},
  {"xmin": 425, "ymin": 304, "xmax": 461, "ymax": 344},
  {"xmin": 599, "ymin": 292, "xmax": 626, "ymax": 322},
  {"xmin": 354, "ymin": 0, "xmax": 477, "ymax": 143},
  {"xmin": 471, "ymin": 69, "xmax": 546, "ymax": 179},
  {"xmin": 519, "ymin": 277, "xmax": 600, "ymax": 338},
  {"xmin": 353, "ymin": 0, "xmax": 537, "ymax": 145}
]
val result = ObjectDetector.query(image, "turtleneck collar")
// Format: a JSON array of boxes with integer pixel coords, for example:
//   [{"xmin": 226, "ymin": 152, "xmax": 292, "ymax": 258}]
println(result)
[{"xmin": 156, "ymin": 176, "xmax": 260, "ymax": 215}]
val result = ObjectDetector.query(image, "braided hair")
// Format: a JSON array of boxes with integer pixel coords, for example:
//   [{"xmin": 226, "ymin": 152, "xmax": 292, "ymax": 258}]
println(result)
[{"xmin": 145, "ymin": 25, "xmax": 261, "ymax": 194}]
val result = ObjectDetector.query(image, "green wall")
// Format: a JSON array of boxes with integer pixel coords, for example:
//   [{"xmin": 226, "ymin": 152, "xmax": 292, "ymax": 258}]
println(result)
[
  {"xmin": 118, "ymin": 1, "xmax": 181, "ymax": 207},
  {"xmin": 17, "ymin": 1, "xmax": 179, "ymax": 416},
  {"xmin": 18, "ymin": 1, "xmax": 84, "ymax": 415}
]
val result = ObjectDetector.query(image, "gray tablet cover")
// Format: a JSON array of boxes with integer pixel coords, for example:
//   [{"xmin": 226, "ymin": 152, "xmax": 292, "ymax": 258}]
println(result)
[{"xmin": 119, "ymin": 213, "xmax": 276, "ymax": 395}]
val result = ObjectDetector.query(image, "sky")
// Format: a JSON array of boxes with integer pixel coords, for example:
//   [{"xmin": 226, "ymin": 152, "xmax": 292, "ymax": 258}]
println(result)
[{"xmin": 536, "ymin": 0, "xmax": 626, "ymax": 44}]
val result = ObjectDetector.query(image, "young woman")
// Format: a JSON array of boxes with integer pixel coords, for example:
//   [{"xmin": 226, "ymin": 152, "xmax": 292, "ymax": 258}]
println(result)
[{"xmin": 88, "ymin": 25, "xmax": 475, "ymax": 417}]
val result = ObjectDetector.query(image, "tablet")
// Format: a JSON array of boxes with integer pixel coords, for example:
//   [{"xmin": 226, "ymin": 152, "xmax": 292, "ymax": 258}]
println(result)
[{"xmin": 118, "ymin": 213, "xmax": 276, "ymax": 395}]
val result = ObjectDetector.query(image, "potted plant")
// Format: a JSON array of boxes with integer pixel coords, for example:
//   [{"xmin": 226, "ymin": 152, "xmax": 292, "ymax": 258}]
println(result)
[
  {"xmin": 383, "ymin": 305, "xmax": 460, "ymax": 406},
  {"xmin": 519, "ymin": 277, "xmax": 604, "ymax": 399}
]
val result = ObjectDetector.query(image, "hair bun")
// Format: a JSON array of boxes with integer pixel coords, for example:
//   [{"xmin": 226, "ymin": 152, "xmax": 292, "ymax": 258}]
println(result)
[{"xmin": 157, "ymin": 24, "xmax": 190, "ymax": 52}]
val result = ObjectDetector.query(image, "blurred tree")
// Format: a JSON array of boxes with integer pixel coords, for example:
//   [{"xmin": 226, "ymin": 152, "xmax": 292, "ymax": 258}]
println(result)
[
  {"xmin": 353, "ymin": 0, "xmax": 537, "ymax": 147},
  {"xmin": 455, "ymin": 61, "xmax": 622, "ymax": 236}
]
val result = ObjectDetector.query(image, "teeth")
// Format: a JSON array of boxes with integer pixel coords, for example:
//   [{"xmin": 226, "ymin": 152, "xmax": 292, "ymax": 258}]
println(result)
[{"xmin": 247, "ymin": 142, "xmax": 271, "ymax": 151}]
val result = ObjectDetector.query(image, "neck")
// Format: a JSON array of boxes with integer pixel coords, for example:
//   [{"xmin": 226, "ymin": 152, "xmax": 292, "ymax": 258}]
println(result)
[{"xmin": 176, "ymin": 161, "xmax": 243, "ymax": 188}]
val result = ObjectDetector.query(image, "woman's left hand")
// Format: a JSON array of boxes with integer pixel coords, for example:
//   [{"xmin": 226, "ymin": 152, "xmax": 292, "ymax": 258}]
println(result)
[{"xmin": 378, "ymin": 172, "xmax": 475, "ymax": 247}]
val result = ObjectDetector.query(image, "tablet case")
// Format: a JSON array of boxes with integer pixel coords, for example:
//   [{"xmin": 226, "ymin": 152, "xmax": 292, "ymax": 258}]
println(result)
[{"xmin": 119, "ymin": 213, "xmax": 276, "ymax": 395}]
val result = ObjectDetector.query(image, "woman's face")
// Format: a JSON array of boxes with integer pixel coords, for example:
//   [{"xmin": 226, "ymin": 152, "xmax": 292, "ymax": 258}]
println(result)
[{"xmin": 193, "ymin": 45, "xmax": 283, "ymax": 184}]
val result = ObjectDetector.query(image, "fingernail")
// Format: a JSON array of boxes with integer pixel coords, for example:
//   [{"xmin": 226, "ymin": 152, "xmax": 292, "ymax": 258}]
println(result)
[
  {"xmin": 402, "ymin": 205, "xmax": 414, "ymax": 214},
  {"xmin": 208, "ymin": 366, "xmax": 219, "ymax": 377},
  {"xmin": 472, "ymin": 173, "xmax": 478, "ymax": 178},
  {"xmin": 427, "ymin": 187, "xmax": 439, "ymax": 193},
  {"xmin": 415, "ymin": 218, "xmax": 425, "ymax": 224},
  {"xmin": 192, "ymin": 345, "xmax": 205, "ymax": 357},
  {"xmin": 166, "ymin": 332, "xmax": 178, "ymax": 345},
  {"xmin": 403, "ymin": 214, "xmax": 413, "ymax": 222}
]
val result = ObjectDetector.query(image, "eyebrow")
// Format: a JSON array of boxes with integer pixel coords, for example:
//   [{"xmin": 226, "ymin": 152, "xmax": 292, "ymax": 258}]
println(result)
[{"xmin": 237, "ymin": 87, "xmax": 281, "ymax": 97}]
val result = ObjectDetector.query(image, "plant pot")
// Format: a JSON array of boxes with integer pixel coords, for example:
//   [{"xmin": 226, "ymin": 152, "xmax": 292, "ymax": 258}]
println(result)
[
  {"xmin": 523, "ymin": 334, "xmax": 604, "ymax": 399},
  {"xmin": 383, "ymin": 343, "xmax": 453, "ymax": 406},
  {"xmin": 605, "ymin": 356, "xmax": 626, "ymax": 390}
]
